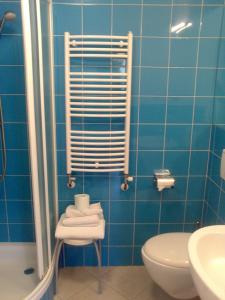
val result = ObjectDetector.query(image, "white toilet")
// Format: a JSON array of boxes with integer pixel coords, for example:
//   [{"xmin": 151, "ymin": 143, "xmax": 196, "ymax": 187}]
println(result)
[{"xmin": 142, "ymin": 232, "xmax": 197, "ymax": 299}]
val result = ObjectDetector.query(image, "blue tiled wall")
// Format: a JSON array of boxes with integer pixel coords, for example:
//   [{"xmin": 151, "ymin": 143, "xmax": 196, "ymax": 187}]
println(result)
[
  {"xmin": 0, "ymin": 1, "xmax": 34, "ymax": 242},
  {"xmin": 204, "ymin": 4, "xmax": 225, "ymax": 225},
  {"xmin": 53, "ymin": 0, "xmax": 224, "ymax": 266}
]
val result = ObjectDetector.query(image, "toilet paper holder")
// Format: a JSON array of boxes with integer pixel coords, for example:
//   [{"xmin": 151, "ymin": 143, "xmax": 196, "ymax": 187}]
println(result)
[{"xmin": 153, "ymin": 169, "xmax": 175, "ymax": 192}]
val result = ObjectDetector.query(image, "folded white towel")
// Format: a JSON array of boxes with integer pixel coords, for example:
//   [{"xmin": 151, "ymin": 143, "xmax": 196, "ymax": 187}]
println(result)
[
  {"xmin": 55, "ymin": 214, "xmax": 105, "ymax": 240},
  {"xmin": 65, "ymin": 202, "xmax": 103, "ymax": 218},
  {"xmin": 62, "ymin": 215, "xmax": 99, "ymax": 227}
]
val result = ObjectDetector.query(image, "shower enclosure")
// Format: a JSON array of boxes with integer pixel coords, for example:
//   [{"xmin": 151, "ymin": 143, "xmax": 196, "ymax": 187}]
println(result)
[{"xmin": 0, "ymin": 0, "xmax": 57, "ymax": 299}]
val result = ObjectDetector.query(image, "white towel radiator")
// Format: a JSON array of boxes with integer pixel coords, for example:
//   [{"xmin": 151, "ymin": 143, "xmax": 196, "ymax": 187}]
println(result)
[{"xmin": 65, "ymin": 32, "xmax": 133, "ymax": 190}]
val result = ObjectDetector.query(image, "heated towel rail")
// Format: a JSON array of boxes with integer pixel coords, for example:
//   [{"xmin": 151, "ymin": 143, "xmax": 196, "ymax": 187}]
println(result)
[{"xmin": 65, "ymin": 32, "xmax": 133, "ymax": 190}]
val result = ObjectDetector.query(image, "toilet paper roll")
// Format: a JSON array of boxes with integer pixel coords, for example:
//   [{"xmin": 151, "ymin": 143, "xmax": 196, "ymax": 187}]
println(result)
[
  {"xmin": 156, "ymin": 177, "xmax": 175, "ymax": 192},
  {"xmin": 74, "ymin": 194, "xmax": 90, "ymax": 212}
]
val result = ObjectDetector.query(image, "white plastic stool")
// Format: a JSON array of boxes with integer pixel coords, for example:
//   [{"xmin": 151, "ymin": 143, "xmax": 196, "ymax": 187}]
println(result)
[{"xmin": 55, "ymin": 238, "xmax": 102, "ymax": 294}]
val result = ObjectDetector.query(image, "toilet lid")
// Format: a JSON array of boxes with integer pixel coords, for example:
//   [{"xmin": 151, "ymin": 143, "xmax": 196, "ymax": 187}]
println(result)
[{"xmin": 143, "ymin": 233, "xmax": 191, "ymax": 268}]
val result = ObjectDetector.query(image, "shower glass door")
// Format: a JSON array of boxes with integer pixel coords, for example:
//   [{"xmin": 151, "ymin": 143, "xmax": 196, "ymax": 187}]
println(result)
[{"xmin": 21, "ymin": 0, "xmax": 57, "ymax": 279}]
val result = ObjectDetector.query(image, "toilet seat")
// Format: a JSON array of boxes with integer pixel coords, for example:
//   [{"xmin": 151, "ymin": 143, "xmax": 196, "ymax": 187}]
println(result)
[{"xmin": 142, "ymin": 232, "xmax": 191, "ymax": 268}]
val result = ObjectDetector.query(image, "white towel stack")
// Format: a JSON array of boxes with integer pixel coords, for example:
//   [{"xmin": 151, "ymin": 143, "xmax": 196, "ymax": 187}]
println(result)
[{"xmin": 62, "ymin": 202, "xmax": 103, "ymax": 227}]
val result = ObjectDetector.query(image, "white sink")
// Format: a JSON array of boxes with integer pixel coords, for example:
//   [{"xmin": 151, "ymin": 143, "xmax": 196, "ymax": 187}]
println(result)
[{"xmin": 188, "ymin": 225, "xmax": 225, "ymax": 300}]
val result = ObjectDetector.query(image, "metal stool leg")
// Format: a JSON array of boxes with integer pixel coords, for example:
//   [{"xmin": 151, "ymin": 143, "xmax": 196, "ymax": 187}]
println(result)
[
  {"xmin": 55, "ymin": 240, "xmax": 64, "ymax": 293},
  {"xmin": 94, "ymin": 240, "xmax": 102, "ymax": 294}
]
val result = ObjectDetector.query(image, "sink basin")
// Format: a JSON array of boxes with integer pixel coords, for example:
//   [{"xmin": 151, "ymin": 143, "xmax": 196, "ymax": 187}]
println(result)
[{"xmin": 188, "ymin": 225, "xmax": 225, "ymax": 300}]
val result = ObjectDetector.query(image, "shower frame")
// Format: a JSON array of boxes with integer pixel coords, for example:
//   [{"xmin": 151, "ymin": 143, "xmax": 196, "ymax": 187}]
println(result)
[{"xmin": 21, "ymin": 0, "xmax": 58, "ymax": 280}]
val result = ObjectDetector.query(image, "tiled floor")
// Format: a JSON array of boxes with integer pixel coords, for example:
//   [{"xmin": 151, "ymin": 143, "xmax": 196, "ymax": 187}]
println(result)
[{"xmin": 55, "ymin": 266, "xmax": 200, "ymax": 300}]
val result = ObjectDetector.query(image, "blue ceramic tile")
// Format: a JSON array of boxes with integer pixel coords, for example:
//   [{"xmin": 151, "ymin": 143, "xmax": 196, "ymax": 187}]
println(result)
[
  {"xmin": 161, "ymin": 201, "xmax": 185, "ymax": 223},
  {"xmin": 0, "ymin": 183, "xmax": 5, "ymax": 200},
  {"xmin": 142, "ymin": 6, "xmax": 171, "ymax": 36},
  {"xmin": 56, "ymin": 124, "xmax": 66, "ymax": 150},
  {"xmin": 0, "ymin": 35, "xmax": 23, "ymax": 65},
  {"xmin": 212, "ymin": 126, "xmax": 225, "ymax": 156},
  {"xmin": 110, "ymin": 176, "xmax": 135, "ymax": 201},
  {"xmin": 174, "ymin": 0, "xmax": 201, "ymax": 3},
  {"xmin": 143, "ymin": 0, "xmax": 171, "ymax": 3},
  {"xmin": 215, "ymin": 70, "xmax": 225, "ymax": 97},
  {"xmin": 133, "ymin": 38, "xmax": 141, "ymax": 67},
  {"xmin": 57, "ymin": 151, "xmax": 66, "ymax": 175},
  {"xmin": 83, "ymin": 0, "xmax": 111, "ymax": 3},
  {"xmin": 9, "ymin": 224, "xmax": 34, "ymax": 242},
  {"xmin": 170, "ymin": 39, "xmax": 198, "ymax": 67},
  {"xmin": 204, "ymin": 0, "xmax": 224, "ymax": 3},
  {"xmin": 133, "ymin": 246, "xmax": 143, "ymax": 265},
  {"xmin": 165, "ymin": 125, "xmax": 192, "ymax": 150},
  {"xmin": 114, "ymin": 0, "xmax": 140, "ymax": 3},
  {"xmin": 201, "ymin": 6, "xmax": 224, "ymax": 37},
  {"xmin": 138, "ymin": 125, "xmax": 164, "ymax": 150},
  {"xmin": 142, "ymin": 38, "xmax": 169, "ymax": 67},
  {"xmin": 164, "ymin": 151, "xmax": 189, "ymax": 176},
  {"xmin": 169, "ymin": 68, "xmax": 195, "ymax": 96},
  {"xmin": 83, "ymin": 6, "xmax": 111, "ymax": 35},
  {"xmin": 58, "ymin": 176, "xmax": 83, "ymax": 200},
  {"xmin": 171, "ymin": 6, "xmax": 201, "ymax": 37},
  {"xmin": 214, "ymin": 98, "xmax": 225, "ymax": 124},
  {"xmin": 129, "ymin": 150, "xmax": 137, "ymax": 175},
  {"xmin": 137, "ymin": 151, "xmax": 163, "ymax": 176},
  {"xmin": 5, "ymin": 176, "xmax": 31, "ymax": 200},
  {"xmin": 0, "ymin": 201, "xmax": 7, "ymax": 223},
  {"xmin": 84, "ymin": 176, "xmax": 109, "ymax": 201},
  {"xmin": 218, "ymin": 192, "xmax": 225, "ymax": 221},
  {"xmin": 134, "ymin": 224, "xmax": 158, "ymax": 245},
  {"xmin": 110, "ymin": 201, "xmax": 134, "ymax": 223},
  {"xmin": 113, "ymin": 5, "xmax": 141, "ymax": 35},
  {"xmin": 136, "ymin": 177, "xmax": 161, "ymax": 201},
  {"xmin": 218, "ymin": 40, "xmax": 225, "ymax": 68},
  {"xmin": 53, "ymin": 4, "xmax": 82, "ymax": 35},
  {"xmin": 199, "ymin": 38, "xmax": 220, "ymax": 67},
  {"xmin": 110, "ymin": 224, "xmax": 133, "ymax": 245},
  {"xmin": 135, "ymin": 201, "xmax": 160, "ymax": 223},
  {"xmin": 187, "ymin": 177, "xmax": 206, "ymax": 200},
  {"xmin": 0, "ymin": 224, "xmax": 8, "ymax": 242},
  {"xmin": 54, "ymin": 36, "xmax": 64, "ymax": 66},
  {"xmin": 131, "ymin": 96, "xmax": 138, "ymax": 123},
  {"xmin": 192, "ymin": 125, "xmax": 211, "ymax": 150},
  {"xmin": 206, "ymin": 179, "xmax": 220, "ymax": 211},
  {"xmin": 130, "ymin": 124, "xmax": 138, "ymax": 150},
  {"xmin": 6, "ymin": 150, "xmax": 30, "ymax": 175},
  {"xmin": 203, "ymin": 204, "xmax": 218, "ymax": 225},
  {"xmin": 141, "ymin": 68, "xmax": 168, "ymax": 96},
  {"xmin": 2, "ymin": 96, "xmax": 27, "ymax": 123},
  {"xmin": 194, "ymin": 98, "xmax": 213, "ymax": 124},
  {"xmin": 7, "ymin": 201, "xmax": 33, "ymax": 223},
  {"xmin": 167, "ymin": 97, "xmax": 193, "ymax": 124},
  {"xmin": 58, "ymin": 200, "xmax": 73, "ymax": 216},
  {"xmin": 184, "ymin": 223, "xmax": 198, "ymax": 232},
  {"xmin": 196, "ymin": 69, "xmax": 216, "ymax": 96},
  {"xmin": 208, "ymin": 152, "xmax": 221, "ymax": 185},
  {"xmin": 162, "ymin": 177, "xmax": 187, "ymax": 201},
  {"xmin": 109, "ymin": 247, "xmax": 132, "ymax": 266},
  {"xmin": 190, "ymin": 151, "xmax": 208, "ymax": 175},
  {"xmin": 84, "ymin": 246, "xmax": 108, "ymax": 266},
  {"xmin": 55, "ymin": 66, "xmax": 65, "ymax": 95},
  {"xmin": 159, "ymin": 223, "xmax": 183, "ymax": 234},
  {"xmin": 64, "ymin": 244, "xmax": 84, "ymax": 267},
  {"xmin": 5, "ymin": 124, "xmax": 28, "ymax": 149},
  {"xmin": 0, "ymin": 2, "xmax": 22, "ymax": 34},
  {"xmin": 139, "ymin": 97, "xmax": 166, "ymax": 123},
  {"xmin": 185, "ymin": 201, "xmax": 203, "ymax": 223},
  {"xmin": 0, "ymin": 66, "xmax": 25, "ymax": 94}
]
